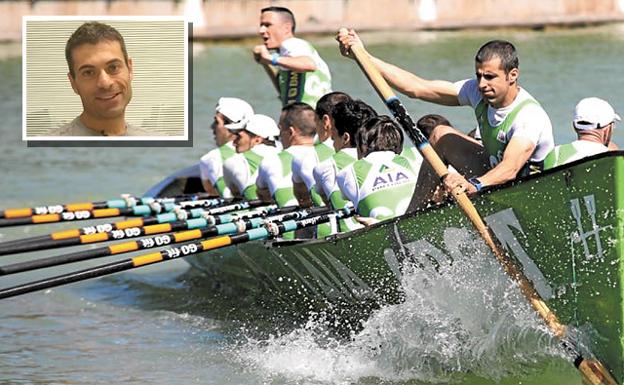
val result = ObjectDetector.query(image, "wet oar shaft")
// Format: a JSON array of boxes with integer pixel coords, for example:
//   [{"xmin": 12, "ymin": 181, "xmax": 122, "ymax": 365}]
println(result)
[{"xmin": 340, "ymin": 28, "xmax": 618, "ymax": 385}]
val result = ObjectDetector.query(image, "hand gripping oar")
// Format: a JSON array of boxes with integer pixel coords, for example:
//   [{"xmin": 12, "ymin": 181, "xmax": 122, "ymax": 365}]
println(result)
[
  {"xmin": 338, "ymin": 28, "xmax": 618, "ymax": 385},
  {"xmin": 0, "ymin": 192, "xmax": 219, "ymax": 219},
  {"xmin": 0, "ymin": 199, "xmax": 266, "ymax": 256},
  {"xmin": 0, "ymin": 207, "xmax": 354, "ymax": 300},
  {"xmin": 0, "ymin": 205, "xmax": 328, "ymax": 275}
]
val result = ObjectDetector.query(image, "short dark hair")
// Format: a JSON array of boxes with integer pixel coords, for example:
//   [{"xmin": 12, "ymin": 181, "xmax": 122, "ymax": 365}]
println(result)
[
  {"xmin": 281, "ymin": 102, "xmax": 317, "ymax": 137},
  {"xmin": 416, "ymin": 114, "xmax": 451, "ymax": 139},
  {"xmin": 65, "ymin": 21, "xmax": 128, "ymax": 78},
  {"xmin": 356, "ymin": 115, "xmax": 404, "ymax": 156},
  {"xmin": 315, "ymin": 91, "xmax": 352, "ymax": 120},
  {"xmin": 261, "ymin": 6, "xmax": 296, "ymax": 33},
  {"xmin": 333, "ymin": 99, "xmax": 378, "ymax": 141},
  {"xmin": 475, "ymin": 40, "xmax": 518, "ymax": 73}
]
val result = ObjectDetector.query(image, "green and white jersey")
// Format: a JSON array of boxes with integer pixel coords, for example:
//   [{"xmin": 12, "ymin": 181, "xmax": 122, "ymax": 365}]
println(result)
[
  {"xmin": 544, "ymin": 140, "xmax": 608, "ymax": 169},
  {"xmin": 292, "ymin": 141, "xmax": 335, "ymax": 207},
  {"xmin": 455, "ymin": 79, "xmax": 554, "ymax": 176},
  {"xmin": 277, "ymin": 37, "xmax": 332, "ymax": 108},
  {"xmin": 256, "ymin": 146, "xmax": 302, "ymax": 208},
  {"xmin": 223, "ymin": 144, "xmax": 280, "ymax": 200},
  {"xmin": 199, "ymin": 141, "xmax": 240, "ymax": 198},
  {"xmin": 313, "ymin": 147, "xmax": 362, "ymax": 233},
  {"xmin": 400, "ymin": 145, "xmax": 424, "ymax": 176},
  {"xmin": 337, "ymin": 151, "xmax": 417, "ymax": 221}
]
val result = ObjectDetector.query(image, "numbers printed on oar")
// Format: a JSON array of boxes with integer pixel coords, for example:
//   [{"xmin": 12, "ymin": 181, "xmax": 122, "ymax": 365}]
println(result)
[{"xmin": 0, "ymin": 207, "xmax": 355, "ymax": 300}]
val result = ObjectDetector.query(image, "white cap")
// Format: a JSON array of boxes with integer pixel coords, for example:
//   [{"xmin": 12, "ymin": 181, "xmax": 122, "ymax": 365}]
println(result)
[
  {"xmin": 237, "ymin": 114, "xmax": 280, "ymax": 139},
  {"xmin": 215, "ymin": 97, "xmax": 254, "ymax": 130},
  {"xmin": 573, "ymin": 97, "xmax": 621, "ymax": 130}
]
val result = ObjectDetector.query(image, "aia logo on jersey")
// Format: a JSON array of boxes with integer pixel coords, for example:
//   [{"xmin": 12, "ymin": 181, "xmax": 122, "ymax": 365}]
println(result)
[{"xmin": 373, "ymin": 171, "xmax": 410, "ymax": 188}]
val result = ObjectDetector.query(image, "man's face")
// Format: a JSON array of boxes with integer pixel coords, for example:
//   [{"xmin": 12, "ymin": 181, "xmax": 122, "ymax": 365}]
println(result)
[
  {"xmin": 475, "ymin": 56, "xmax": 518, "ymax": 108},
  {"xmin": 259, "ymin": 11, "xmax": 291, "ymax": 49},
  {"xmin": 68, "ymin": 40, "xmax": 133, "ymax": 122},
  {"xmin": 233, "ymin": 129, "xmax": 259, "ymax": 153},
  {"xmin": 211, "ymin": 112, "xmax": 233, "ymax": 147}
]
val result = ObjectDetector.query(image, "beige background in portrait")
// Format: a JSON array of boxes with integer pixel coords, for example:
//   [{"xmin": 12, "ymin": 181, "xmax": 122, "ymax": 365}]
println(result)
[{"xmin": 25, "ymin": 19, "xmax": 186, "ymax": 138}]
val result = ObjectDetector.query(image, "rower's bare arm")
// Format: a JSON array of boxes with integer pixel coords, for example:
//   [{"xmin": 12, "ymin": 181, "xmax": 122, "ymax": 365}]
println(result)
[
  {"xmin": 256, "ymin": 187, "xmax": 272, "ymax": 203},
  {"xmin": 371, "ymin": 57, "xmax": 459, "ymax": 106},
  {"xmin": 479, "ymin": 137, "xmax": 535, "ymax": 186},
  {"xmin": 336, "ymin": 28, "xmax": 459, "ymax": 106},
  {"xmin": 201, "ymin": 180, "xmax": 219, "ymax": 197},
  {"xmin": 253, "ymin": 44, "xmax": 316, "ymax": 72},
  {"xmin": 293, "ymin": 181, "xmax": 313, "ymax": 207}
]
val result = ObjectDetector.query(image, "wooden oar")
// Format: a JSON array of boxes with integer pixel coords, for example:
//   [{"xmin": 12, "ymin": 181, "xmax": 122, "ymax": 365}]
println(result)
[
  {"xmin": 0, "ymin": 206, "xmax": 330, "ymax": 275},
  {"xmin": 0, "ymin": 207, "xmax": 353, "ymax": 300},
  {"xmin": 338, "ymin": 28, "xmax": 618, "ymax": 385},
  {"xmin": 0, "ymin": 192, "xmax": 218, "ymax": 219},
  {"xmin": 0, "ymin": 200, "xmax": 266, "ymax": 256}
]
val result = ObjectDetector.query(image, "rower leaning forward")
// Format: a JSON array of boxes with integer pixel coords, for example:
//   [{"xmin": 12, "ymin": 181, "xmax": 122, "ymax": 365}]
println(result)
[
  {"xmin": 253, "ymin": 6, "xmax": 332, "ymax": 108},
  {"xmin": 337, "ymin": 31, "xmax": 554, "ymax": 199}
]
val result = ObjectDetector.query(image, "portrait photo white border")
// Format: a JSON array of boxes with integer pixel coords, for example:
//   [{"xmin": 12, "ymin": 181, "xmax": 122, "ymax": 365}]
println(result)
[{"xmin": 22, "ymin": 15, "xmax": 189, "ymax": 142}]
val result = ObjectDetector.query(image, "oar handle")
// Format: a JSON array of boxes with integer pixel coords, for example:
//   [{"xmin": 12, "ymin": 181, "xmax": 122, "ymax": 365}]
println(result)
[{"xmin": 339, "ymin": 27, "xmax": 618, "ymax": 385}]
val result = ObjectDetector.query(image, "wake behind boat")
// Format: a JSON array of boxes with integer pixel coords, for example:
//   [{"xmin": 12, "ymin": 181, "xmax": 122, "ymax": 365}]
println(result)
[{"xmin": 146, "ymin": 151, "xmax": 624, "ymax": 383}]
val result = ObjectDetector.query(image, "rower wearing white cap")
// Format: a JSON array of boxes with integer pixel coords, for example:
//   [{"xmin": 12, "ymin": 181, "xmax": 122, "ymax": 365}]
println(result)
[
  {"xmin": 544, "ymin": 97, "xmax": 620, "ymax": 169},
  {"xmin": 222, "ymin": 114, "xmax": 281, "ymax": 200},
  {"xmin": 199, "ymin": 97, "xmax": 254, "ymax": 197}
]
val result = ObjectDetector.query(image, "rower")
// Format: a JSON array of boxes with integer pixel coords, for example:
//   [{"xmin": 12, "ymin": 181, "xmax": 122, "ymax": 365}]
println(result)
[
  {"xmin": 337, "ymin": 116, "xmax": 418, "ymax": 221},
  {"xmin": 337, "ymin": 31, "xmax": 554, "ymax": 196},
  {"xmin": 313, "ymin": 99, "xmax": 377, "ymax": 232},
  {"xmin": 256, "ymin": 103, "xmax": 316, "ymax": 208},
  {"xmin": 199, "ymin": 97, "xmax": 253, "ymax": 197},
  {"xmin": 222, "ymin": 114, "xmax": 281, "ymax": 200},
  {"xmin": 314, "ymin": 91, "xmax": 352, "ymax": 148},
  {"xmin": 544, "ymin": 97, "xmax": 620, "ymax": 169},
  {"xmin": 255, "ymin": 103, "xmax": 318, "ymax": 239},
  {"xmin": 253, "ymin": 6, "xmax": 332, "ymax": 107}
]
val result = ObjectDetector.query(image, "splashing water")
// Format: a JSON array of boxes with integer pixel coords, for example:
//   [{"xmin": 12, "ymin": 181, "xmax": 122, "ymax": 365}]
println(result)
[{"xmin": 235, "ymin": 232, "xmax": 566, "ymax": 384}]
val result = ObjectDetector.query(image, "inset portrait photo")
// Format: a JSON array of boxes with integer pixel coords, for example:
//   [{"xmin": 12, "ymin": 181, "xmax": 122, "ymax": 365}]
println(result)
[{"xmin": 23, "ymin": 16, "xmax": 188, "ymax": 143}]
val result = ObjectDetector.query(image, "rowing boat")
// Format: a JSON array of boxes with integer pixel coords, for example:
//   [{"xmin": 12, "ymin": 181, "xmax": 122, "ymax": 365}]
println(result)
[{"xmin": 146, "ymin": 151, "xmax": 624, "ymax": 382}]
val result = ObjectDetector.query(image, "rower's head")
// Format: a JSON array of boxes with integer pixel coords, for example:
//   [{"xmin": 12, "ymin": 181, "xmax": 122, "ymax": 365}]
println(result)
[
  {"xmin": 259, "ymin": 6, "xmax": 295, "ymax": 49},
  {"xmin": 356, "ymin": 115, "xmax": 404, "ymax": 158},
  {"xmin": 416, "ymin": 114, "xmax": 452, "ymax": 139},
  {"xmin": 332, "ymin": 99, "xmax": 378, "ymax": 151},
  {"xmin": 231, "ymin": 114, "xmax": 279, "ymax": 153},
  {"xmin": 315, "ymin": 91, "xmax": 352, "ymax": 142},
  {"xmin": 474, "ymin": 40, "xmax": 519, "ymax": 108},
  {"xmin": 573, "ymin": 97, "xmax": 620, "ymax": 146},
  {"xmin": 278, "ymin": 102, "xmax": 317, "ymax": 148},
  {"xmin": 65, "ymin": 22, "xmax": 133, "ymax": 127},
  {"xmin": 212, "ymin": 97, "xmax": 254, "ymax": 147}
]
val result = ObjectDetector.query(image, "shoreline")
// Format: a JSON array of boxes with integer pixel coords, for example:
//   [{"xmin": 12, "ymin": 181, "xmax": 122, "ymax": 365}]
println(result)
[{"xmin": 3, "ymin": 0, "xmax": 624, "ymax": 42}]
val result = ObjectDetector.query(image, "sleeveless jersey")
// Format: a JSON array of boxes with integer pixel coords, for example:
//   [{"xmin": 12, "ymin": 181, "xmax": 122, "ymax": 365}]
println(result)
[
  {"xmin": 456, "ymin": 79, "xmax": 554, "ymax": 177},
  {"xmin": 543, "ymin": 140, "xmax": 608, "ymax": 169},
  {"xmin": 277, "ymin": 38, "xmax": 332, "ymax": 108},
  {"xmin": 199, "ymin": 141, "xmax": 239, "ymax": 198},
  {"xmin": 338, "ymin": 151, "xmax": 417, "ymax": 221},
  {"xmin": 223, "ymin": 144, "xmax": 280, "ymax": 200},
  {"xmin": 313, "ymin": 147, "xmax": 362, "ymax": 233}
]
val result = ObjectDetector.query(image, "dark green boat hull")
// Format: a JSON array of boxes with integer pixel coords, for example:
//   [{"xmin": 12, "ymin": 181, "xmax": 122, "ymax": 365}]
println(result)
[{"xmin": 153, "ymin": 152, "xmax": 624, "ymax": 381}]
